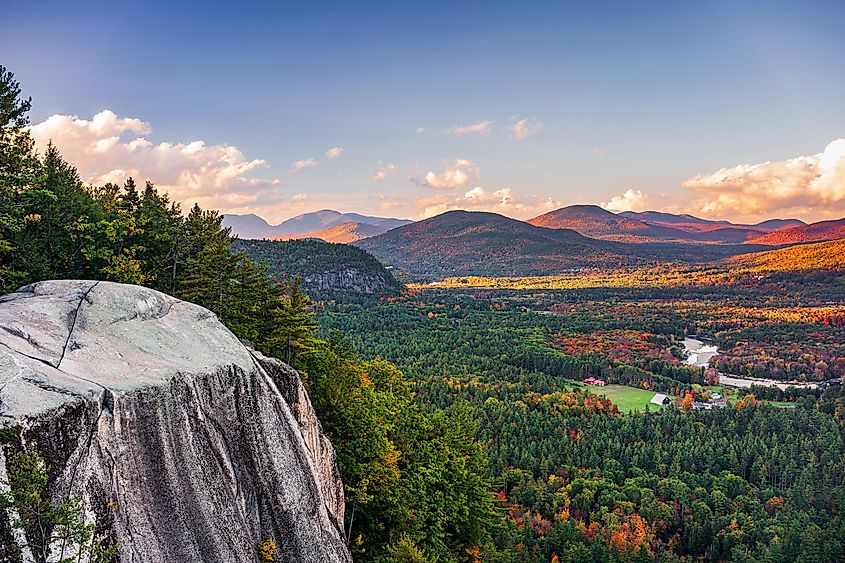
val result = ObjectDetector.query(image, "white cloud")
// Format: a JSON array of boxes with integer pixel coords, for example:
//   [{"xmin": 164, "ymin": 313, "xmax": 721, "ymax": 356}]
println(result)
[
  {"xmin": 417, "ymin": 186, "xmax": 560, "ymax": 219},
  {"xmin": 415, "ymin": 126, "xmax": 429, "ymax": 134},
  {"xmin": 589, "ymin": 148, "xmax": 606, "ymax": 157},
  {"xmin": 412, "ymin": 159, "xmax": 479, "ymax": 189},
  {"xmin": 510, "ymin": 118, "xmax": 541, "ymax": 140},
  {"xmin": 28, "ymin": 109, "xmax": 286, "ymax": 214},
  {"xmin": 448, "ymin": 121, "xmax": 493, "ymax": 135},
  {"xmin": 601, "ymin": 189, "xmax": 649, "ymax": 212},
  {"xmin": 290, "ymin": 158, "xmax": 318, "ymax": 172},
  {"xmin": 325, "ymin": 147, "xmax": 343, "ymax": 158},
  {"xmin": 682, "ymin": 138, "xmax": 845, "ymax": 221},
  {"xmin": 370, "ymin": 162, "xmax": 397, "ymax": 181}
]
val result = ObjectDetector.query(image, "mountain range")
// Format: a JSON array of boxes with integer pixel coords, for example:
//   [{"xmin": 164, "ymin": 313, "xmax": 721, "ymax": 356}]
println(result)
[
  {"xmin": 355, "ymin": 210, "xmax": 634, "ymax": 276},
  {"xmin": 226, "ymin": 206, "xmax": 845, "ymax": 276},
  {"xmin": 529, "ymin": 205, "xmax": 778, "ymax": 243},
  {"xmin": 619, "ymin": 210, "xmax": 805, "ymax": 233},
  {"xmin": 223, "ymin": 210, "xmax": 412, "ymax": 242}
]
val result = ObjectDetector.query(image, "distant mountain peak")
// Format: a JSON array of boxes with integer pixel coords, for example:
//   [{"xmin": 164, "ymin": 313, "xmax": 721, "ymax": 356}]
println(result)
[{"xmin": 223, "ymin": 210, "xmax": 412, "ymax": 240}]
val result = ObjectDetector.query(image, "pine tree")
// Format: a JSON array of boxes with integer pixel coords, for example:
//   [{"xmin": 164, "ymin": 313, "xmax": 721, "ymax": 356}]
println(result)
[
  {"xmin": 0, "ymin": 65, "xmax": 43, "ymax": 291},
  {"xmin": 265, "ymin": 275, "xmax": 318, "ymax": 364},
  {"xmin": 0, "ymin": 446, "xmax": 117, "ymax": 562}
]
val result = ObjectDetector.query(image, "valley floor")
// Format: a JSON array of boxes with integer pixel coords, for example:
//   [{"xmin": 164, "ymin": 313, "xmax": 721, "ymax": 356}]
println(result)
[{"xmin": 320, "ymin": 265, "xmax": 845, "ymax": 561}]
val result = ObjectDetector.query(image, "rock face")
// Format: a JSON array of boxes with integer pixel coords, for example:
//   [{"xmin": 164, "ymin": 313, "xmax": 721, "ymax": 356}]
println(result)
[
  {"xmin": 303, "ymin": 267, "xmax": 395, "ymax": 294},
  {"xmin": 0, "ymin": 280, "xmax": 351, "ymax": 563}
]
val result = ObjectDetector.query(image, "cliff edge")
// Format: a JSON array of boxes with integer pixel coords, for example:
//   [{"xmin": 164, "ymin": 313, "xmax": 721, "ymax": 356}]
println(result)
[{"xmin": 0, "ymin": 280, "xmax": 351, "ymax": 562}]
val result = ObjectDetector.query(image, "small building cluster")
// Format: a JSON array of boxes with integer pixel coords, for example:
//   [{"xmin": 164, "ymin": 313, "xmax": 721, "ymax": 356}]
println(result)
[
  {"xmin": 693, "ymin": 391, "xmax": 727, "ymax": 410},
  {"xmin": 583, "ymin": 377, "xmax": 606, "ymax": 386}
]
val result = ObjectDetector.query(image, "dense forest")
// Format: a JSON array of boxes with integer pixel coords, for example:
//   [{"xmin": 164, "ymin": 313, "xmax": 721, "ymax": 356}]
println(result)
[{"xmin": 320, "ymin": 285, "xmax": 845, "ymax": 561}]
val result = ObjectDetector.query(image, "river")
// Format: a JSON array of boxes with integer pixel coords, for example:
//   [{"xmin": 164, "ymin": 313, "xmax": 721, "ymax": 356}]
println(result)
[
  {"xmin": 682, "ymin": 337, "xmax": 719, "ymax": 367},
  {"xmin": 681, "ymin": 337, "xmax": 818, "ymax": 390}
]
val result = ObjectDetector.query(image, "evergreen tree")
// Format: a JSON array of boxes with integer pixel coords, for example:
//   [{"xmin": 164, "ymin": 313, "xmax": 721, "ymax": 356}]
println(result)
[{"xmin": 0, "ymin": 65, "xmax": 43, "ymax": 291}]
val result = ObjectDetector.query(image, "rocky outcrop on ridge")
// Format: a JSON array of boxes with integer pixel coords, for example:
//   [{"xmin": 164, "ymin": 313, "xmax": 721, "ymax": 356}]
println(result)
[{"xmin": 0, "ymin": 280, "xmax": 351, "ymax": 563}]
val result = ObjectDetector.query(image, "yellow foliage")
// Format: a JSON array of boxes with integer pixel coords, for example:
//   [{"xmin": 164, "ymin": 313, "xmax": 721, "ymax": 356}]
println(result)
[
  {"xmin": 735, "ymin": 393, "xmax": 760, "ymax": 410},
  {"xmin": 257, "ymin": 538, "xmax": 277, "ymax": 562}
]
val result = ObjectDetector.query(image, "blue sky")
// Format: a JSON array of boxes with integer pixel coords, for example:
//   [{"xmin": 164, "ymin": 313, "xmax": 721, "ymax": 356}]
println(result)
[{"xmin": 5, "ymin": 0, "xmax": 845, "ymax": 223}]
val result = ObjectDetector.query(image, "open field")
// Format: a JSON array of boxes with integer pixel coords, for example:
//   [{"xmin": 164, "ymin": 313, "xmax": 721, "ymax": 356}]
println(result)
[{"xmin": 592, "ymin": 384, "xmax": 667, "ymax": 413}]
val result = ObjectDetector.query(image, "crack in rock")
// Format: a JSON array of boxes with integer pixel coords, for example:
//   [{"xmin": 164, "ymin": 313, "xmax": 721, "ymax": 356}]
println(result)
[
  {"xmin": 57, "ymin": 281, "xmax": 99, "ymax": 370},
  {"xmin": 0, "ymin": 339, "xmax": 60, "ymax": 371},
  {"xmin": 0, "ymin": 325, "xmax": 42, "ymax": 349},
  {"xmin": 21, "ymin": 377, "xmax": 83, "ymax": 398}
]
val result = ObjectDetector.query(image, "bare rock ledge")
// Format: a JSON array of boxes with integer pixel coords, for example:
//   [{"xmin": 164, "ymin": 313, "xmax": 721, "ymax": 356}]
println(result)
[{"xmin": 0, "ymin": 280, "xmax": 351, "ymax": 562}]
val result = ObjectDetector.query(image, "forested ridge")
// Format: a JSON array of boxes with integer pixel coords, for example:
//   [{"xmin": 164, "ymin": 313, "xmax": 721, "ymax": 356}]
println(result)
[{"xmin": 234, "ymin": 238, "xmax": 401, "ymax": 296}]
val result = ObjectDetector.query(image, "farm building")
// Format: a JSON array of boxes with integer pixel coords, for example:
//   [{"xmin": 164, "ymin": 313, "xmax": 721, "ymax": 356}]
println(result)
[{"xmin": 651, "ymin": 393, "xmax": 671, "ymax": 406}]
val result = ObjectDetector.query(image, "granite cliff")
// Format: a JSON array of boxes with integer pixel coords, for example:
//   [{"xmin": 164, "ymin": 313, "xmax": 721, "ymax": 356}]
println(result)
[{"xmin": 0, "ymin": 280, "xmax": 351, "ymax": 562}]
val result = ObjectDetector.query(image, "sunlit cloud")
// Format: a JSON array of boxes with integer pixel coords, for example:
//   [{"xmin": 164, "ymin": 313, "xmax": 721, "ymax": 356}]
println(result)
[
  {"xmin": 370, "ymin": 162, "xmax": 397, "ymax": 181},
  {"xmin": 589, "ymin": 148, "xmax": 606, "ymax": 157},
  {"xmin": 290, "ymin": 158, "xmax": 318, "ymax": 172},
  {"xmin": 682, "ymin": 138, "xmax": 845, "ymax": 222},
  {"xmin": 412, "ymin": 159, "xmax": 479, "ymax": 190},
  {"xmin": 375, "ymin": 193, "xmax": 402, "ymax": 211},
  {"xmin": 417, "ymin": 186, "xmax": 560, "ymax": 219},
  {"xmin": 601, "ymin": 189, "xmax": 649, "ymax": 212},
  {"xmin": 28, "ymin": 109, "xmax": 288, "ymax": 215},
  {"xmin": 325, "ymin": 146, "xmax": 343, "ymax": 158},
  {"xmin": 509, "ymin": 118, "xmax": 541, "ymax": 140},
  {"xmin": 447, "ymin": 120, "xmax": 493, "ymax": 135}
]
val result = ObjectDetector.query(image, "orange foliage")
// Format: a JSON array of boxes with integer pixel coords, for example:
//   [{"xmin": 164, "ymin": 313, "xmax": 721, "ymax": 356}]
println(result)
[
  {"xmin": 735, "ymin": 393, "xmax": 760, "ymax": 410},
  {"xmin": 608, "ymin": 515, "xmax": 653, "ymax": 555}
]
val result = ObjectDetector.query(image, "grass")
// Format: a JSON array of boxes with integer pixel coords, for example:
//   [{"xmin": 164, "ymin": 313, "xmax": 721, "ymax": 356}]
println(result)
[
  {"xmin": 766, "ymin": 401, "xmax": 796, "ymax": 408},
  {"xmin": 592, "ymin": 384, "xmax": 668, "ymax": 413}
]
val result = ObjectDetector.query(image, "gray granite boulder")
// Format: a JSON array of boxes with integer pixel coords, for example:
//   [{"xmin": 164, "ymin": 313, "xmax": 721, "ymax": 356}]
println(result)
[{"xmin": 0, "ymin": 280, "xmax": 351, "ymax": 562}]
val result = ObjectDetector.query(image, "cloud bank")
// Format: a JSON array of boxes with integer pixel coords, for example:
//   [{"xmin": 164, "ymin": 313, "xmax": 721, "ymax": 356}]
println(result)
[
  {"xmin": 28, "ymin": 110, "xmax": 287, "ymax": 214},
  {"xmin": 682, "ymin": 138, "xmax": 845, "ymax": 221}
]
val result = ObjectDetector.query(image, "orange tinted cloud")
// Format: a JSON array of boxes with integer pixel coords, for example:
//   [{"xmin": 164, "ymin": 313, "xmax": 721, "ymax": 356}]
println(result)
[{"xmin": 682, "ymin": 139, "xmax": 845, "ymax": 222}]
